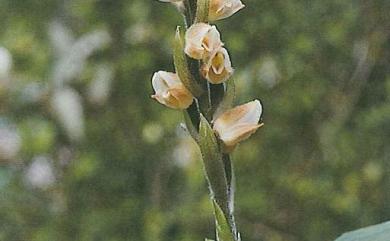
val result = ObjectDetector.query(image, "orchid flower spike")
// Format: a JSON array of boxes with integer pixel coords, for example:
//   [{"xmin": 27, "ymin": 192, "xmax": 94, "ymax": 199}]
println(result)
[
  {"xmin": 213, "ymin": 100, "xmax": 263, "ymax": 153},
  {"xmin": 201, "ymin": 47, "xmax": 234, "ymax": 84},
  {"xmin": 185, "ymin": 23, "xmax": 223, "ymax": 60},
  {"xmin": 209, "ymin": 0, "xmax": 245, "ymax": 21},
  {"xmin": 152, "ymin": 71, "xmax": 194, "ymax": 109}
]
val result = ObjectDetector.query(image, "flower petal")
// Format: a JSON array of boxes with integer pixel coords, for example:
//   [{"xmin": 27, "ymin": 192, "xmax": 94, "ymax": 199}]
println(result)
[
  {"xmin": 209, "ymin": 0, "xmax": 245, "ymax": 21},
  {"xmin": 213, "ymin": 100, "xmax": 263, "ymax": 152},
  {"xmin": 218, "ymin": 123, "xmax": 262, "ymax": 147},
  {"xmin": 151, "ymin": 71, "xmax": 194, "ymax": 109},
  {"xmin": 185, "ymin": 23, "xmax": 212, "ymax": 59},
  {"xmin": 185, "ymin": 23, "xmax": 223, "ymax": 60},
  {"xmin": 202, "ymin": 47, "xmax": 233, "ymax": 84}
]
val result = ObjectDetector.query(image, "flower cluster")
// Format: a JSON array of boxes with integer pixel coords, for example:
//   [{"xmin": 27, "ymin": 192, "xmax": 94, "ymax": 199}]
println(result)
[
  {"xmin": 151, "ymin": 1, "xmax": 263, "ymax": 240},
  {"xmin": 185, "ymin": 23, "xmax": 233, "ymax": 84},
  {"xmin": 152, "ymin": 0, "xmax": 262, "ymax": 153}
]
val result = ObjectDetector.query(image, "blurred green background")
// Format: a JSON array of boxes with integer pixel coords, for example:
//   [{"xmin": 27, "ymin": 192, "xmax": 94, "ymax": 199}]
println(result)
[{"xmin": 0, "ymin": 0, "xmax": 389, "ymax": 241}]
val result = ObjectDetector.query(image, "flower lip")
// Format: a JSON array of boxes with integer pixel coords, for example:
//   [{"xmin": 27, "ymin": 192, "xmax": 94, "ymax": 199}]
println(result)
[{"xmin": 202, "ymin": 47, "xmax": 233, "ymax": 84}]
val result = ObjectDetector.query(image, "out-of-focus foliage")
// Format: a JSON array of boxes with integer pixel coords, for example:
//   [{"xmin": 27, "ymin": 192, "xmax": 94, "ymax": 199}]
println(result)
[{"xmin": 0, "ymin": 0, "xmax": 389, "ymax": 241}]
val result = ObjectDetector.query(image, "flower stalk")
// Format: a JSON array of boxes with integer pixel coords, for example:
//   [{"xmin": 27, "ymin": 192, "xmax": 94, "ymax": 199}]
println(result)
[{"xmin": 152, "ymin": 1, "xmax": 261, "ymax": 240}]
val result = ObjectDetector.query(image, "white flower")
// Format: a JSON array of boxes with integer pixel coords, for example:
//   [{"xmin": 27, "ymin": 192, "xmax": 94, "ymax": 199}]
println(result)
[
  {"xmin": 152, "ymin": 71, "xmax": 194, "ymax": 109},
  {"xmin": 0, "ymin": 47, "xmax": 12, "ymax": 90},
  {"xmin": 209, "ymin": 0, "xmax": 245, "ymax": 21},
  {"xmin": 25, "ymin": 156, "xmax": 56, "ymax": 190},
  {"xmin": 51, "ymin": 88, "xmax": 85, "ymax": 141},
  {"xmin": 0, "ymin": 125, "xmax": 21, "ymax": 161},
  {"xmin": 213, "ymin": 100, "xmax": 263, "ymax": 152},
  {"xmin": 201, "ymin": 47, "xmax": 233, "ymax": 84},
  {"xmin": 185, "ymin": 23, "xmax": 223, "ymax": 60}
]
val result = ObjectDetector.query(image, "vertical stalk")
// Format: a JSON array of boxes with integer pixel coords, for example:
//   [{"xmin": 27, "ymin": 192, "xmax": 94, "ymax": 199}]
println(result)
[{"xmin": 181, "ymin": 1, "xmax": 239, "ymax": 240}]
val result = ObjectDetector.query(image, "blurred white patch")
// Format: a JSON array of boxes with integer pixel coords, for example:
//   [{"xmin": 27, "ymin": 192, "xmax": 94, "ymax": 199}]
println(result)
[
  {"xmin": 126, "ymin": 23, "xmax": 152, "ymax": 45},
  {"xmin": 142, "ymin": 123, "xmax": 164, "ymax": 144},
  {"xmin": 51, "ymin": 29, "xmax": 111, "ymax": 87},
  {"xmin": 20, "ymin": 82, "xmax": 49, "ymax": 104},
  {"xmin": 0, "ymin": 46, "xmax": 12, "ymax": 88},
  {"xmin": 257, "ymin": 57, "xmax": 280, "ymax": 89},
  {"xmin": 87, "ymin": 65, "xmax": 113, "ymax": 105},
  {"xmin": 51, "ymin": 88, "xmax": 84, "ymax": 141},
  {"xmin": 352, "ymin": 40, "xmax": 369, "ymax": 63},
  {"xmin": 25, "ymin": 156, "xmax": 55, "ymax": 189},
  {"xmin": 173, "ymin": 138, "xmax": 194, "ymax": 168},
  {"xmin": 48, "ymin": 21, "xmax": 74, "ymax": 57},
  {"xmin": 0, "ymin": 122, "xmax": 21, "ymax": 161},
  {"xmin": 235, "ymin": 68, "xmax": 252, "ymax": 96},
  {"xmin": 363, "ymin": 161, "xmax": 383, "ymax": 183}
]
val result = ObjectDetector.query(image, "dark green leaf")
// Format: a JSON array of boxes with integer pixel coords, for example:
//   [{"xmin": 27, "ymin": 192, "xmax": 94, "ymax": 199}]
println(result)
[
  {"xmin": 210, "ymin": 83, "xmax": 225, "ymax": 115},
  {"xmin": 183, "ymin": 108, "xmax": 199, "ymax": 141}
]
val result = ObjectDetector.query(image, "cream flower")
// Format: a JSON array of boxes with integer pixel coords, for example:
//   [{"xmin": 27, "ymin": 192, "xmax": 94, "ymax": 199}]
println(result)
[
  {"xmin": 209, "ymin": 0, "xmax": 245, "ymax": 21},
  {"xmin": 213, "ymin": 100, "xmax": 263, "ymax": 152},
  {"xmin": 201, "ymin": 47, "xmax": 233, "ymax": 84},
  {"xmin": 185, "ymin": 23, "xmax": 223, "ymax": 60},
  {"xmin": 152, "ymin": 71, "xmax": 194, "ymax": 109}
]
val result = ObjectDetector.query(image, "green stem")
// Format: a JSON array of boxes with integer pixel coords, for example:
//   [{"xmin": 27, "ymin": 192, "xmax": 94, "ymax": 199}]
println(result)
[
  {"xmin": 223, "ymin": 154, "xmax": 239, "ymax": 240},
  {"xmin": 180, "ymin": 1, "xmax": 239, "ymax": 240}
]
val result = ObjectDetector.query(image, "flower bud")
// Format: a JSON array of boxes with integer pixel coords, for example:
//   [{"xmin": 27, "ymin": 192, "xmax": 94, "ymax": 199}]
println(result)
[
  {"xmin": 209, "ymin": 0, "xmax": 245, "ymax": 21},
  {"xmin": 185, "ymin": 23, "xmax": 223, "ymax": 60},
  {"xmin": 202, "ymin": 47, "xmax": 233, "ymax": 84},
  {"xmin": 213, "ymin": 100, "xmax": 263, "ymax": 152},
  {"xmin": 152, "ymin": 71, "xmax": 194, "ymax": 109}
]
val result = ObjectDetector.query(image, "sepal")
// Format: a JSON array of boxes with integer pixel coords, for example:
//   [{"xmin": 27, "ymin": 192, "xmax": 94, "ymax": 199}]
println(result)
[{"xmin": 173, "ymin": 26, "xmax": 204, "ymax": 97}]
